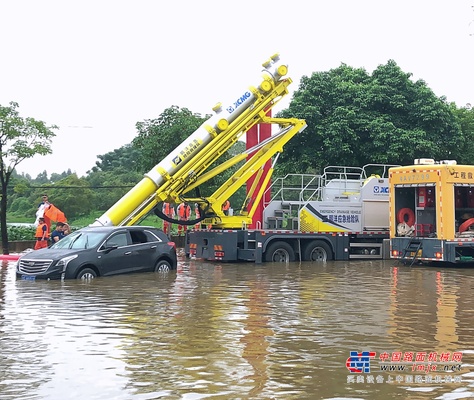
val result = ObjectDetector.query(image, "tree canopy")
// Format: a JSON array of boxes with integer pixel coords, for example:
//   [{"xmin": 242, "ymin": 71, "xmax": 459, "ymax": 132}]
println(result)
[
  {"xmin": 91, "ymin": 144, "xmax": 142, "ymax": 174},
  {"xmin": 277, "ymin": 60, "xmax": 462, "ymax": 174},
  {"xmin": 451, "ymin": 104, "xmax": 474, "ymax": 165},
  {"xmin": 133, "ymin": 106, "xmax": 209, "ymax": 171}
]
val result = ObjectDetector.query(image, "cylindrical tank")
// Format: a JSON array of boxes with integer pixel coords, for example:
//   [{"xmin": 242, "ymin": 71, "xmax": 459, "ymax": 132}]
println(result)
[{"xmin": 418, "ymin": 187, "xmax": 426, "ymax": 207}]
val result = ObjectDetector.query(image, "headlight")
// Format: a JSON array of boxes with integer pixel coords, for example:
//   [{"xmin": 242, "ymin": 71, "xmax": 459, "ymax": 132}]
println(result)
[{"xmin": 57, "ymin": 255, "xmax": 78, "ymax": 271}]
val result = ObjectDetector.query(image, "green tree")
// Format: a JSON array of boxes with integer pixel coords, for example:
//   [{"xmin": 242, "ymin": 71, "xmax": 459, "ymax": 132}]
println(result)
[
  {"xmin": 91, "ymin": 144, "xmax": 142, "ymax": 173},
  {"xmin": 8, "ymin": 197, "xmax": 30, "ymax": 214},
  {"xmin": 451, "ymin": 104, "xmax": 474, "ymax": 164},
  {"xmin": 33, "ymin": 170, "xmax": 49, "ymax": 184},
  {"xmin": 44, "ymin": 174, "xmax": 95, "ymax": 218},
  {"xmin": 50, "ymin": 169, "xmax": 73, "ymax": 182},
  {"xmin": 0, "ymin": 102, "xmax": 57, "ymax": 254},
  {"xmin": 87, "ymin": 144, "xmax": 144, "ymax": 212},
  {"xmin": 133, "ymin": 106, "xmax": 208, "ymax": 171},
  {"xmin": 5, "ymin": 171, "xmax": 33, "ymax": 222},
  {"xmin": 86, "ymin": 170, "xmax": 142, "ymax": 211},
  {"xmin": 277, "ymin": 61, "xmax": 462, "ymax": 174}
]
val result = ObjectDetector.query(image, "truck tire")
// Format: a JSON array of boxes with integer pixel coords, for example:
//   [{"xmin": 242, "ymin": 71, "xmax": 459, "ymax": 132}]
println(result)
[
  {"xmin": 304, "ymin": 240, "xmax": 333, "ymax": 262},
  {"xmin": 264, "ymin": 241, "xmax": 295, "ymax": 263}
]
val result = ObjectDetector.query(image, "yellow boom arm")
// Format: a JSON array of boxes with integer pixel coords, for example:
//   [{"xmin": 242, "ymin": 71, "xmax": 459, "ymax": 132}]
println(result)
[{"xmin": 92, "ymin": 54, "xmax": 306, "ymax": 228}]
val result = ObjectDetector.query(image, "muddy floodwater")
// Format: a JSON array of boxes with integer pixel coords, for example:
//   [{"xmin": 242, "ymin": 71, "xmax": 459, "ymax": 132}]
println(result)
[{"xmin": 1, "ymin": 251, "xmax": 473, "ymax": 399}]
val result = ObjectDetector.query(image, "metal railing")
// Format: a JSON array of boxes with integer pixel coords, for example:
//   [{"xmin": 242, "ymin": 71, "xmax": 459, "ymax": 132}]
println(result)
[{"xmin": 264, "ymin": 163, "xmax": 399, "ymax": 211}]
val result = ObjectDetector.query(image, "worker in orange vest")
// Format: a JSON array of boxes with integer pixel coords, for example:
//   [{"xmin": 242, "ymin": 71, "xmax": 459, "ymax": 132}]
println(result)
[
  {"xmin": 162, "ymin": 202, "xmax": 175, "ymax": 235},
  {"xmin": 194, "ymin": 203, "xmax": 201, "ymax": 230},
  {"xmin": 34, "ymin": 217, "xmax": 49, "ymax": 250},
  {"xmin": 177, "ymin": 202, "xmax": 191, "ymax": 236},
  {"xmin": 222, "ymin": 199, "xmax": 231, "ymax": 215}
]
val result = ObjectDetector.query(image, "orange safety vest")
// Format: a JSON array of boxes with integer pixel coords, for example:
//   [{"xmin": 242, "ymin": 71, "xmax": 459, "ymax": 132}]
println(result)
[
  {"xmin": 222, "ymin": 200, "xmax": 230, "ymax": 211},
  {"xmin": 163, "ymin": 203, "xmax": 175, "ymax": 217},
  {"xmin": 35, "ymin": 223, "xmax": 49, "ymax": 239},
  {"xmin": 178, "ymin": 204, "xmax": 191, "ymax": 220}
]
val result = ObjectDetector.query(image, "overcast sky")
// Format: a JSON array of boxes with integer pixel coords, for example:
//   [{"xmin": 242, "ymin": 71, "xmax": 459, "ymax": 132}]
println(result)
[{"xmin": 1, "ymin": 0, "xmax": 473, "ymax": 178}]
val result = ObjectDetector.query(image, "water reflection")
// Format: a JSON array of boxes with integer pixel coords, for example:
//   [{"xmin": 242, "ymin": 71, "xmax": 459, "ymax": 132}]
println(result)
[
  {"xmin": 387, "ymin": 265, "xmax": 469, "ymax": 353},
  {"xmin": 240, "ymin": 278, "xmax": 273, "ymax": 398},
  {"xmin": 0, "ymin": 256, "xmax": 473, "ymax": 399}
]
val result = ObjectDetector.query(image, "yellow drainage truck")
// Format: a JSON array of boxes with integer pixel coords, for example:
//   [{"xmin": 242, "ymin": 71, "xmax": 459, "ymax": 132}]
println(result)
[{"xmin": 389, "ymin": 159, "xmax": 474, "ymax": 264}]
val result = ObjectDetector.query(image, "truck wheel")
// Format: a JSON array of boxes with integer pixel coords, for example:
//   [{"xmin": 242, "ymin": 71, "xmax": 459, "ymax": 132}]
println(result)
[
  {"xmin": 304, "ymin": 240, "xmax": 332, "ymax": 262},
  {"xmin": 264, "ymin": 241, "xmax": 295, "ymax": 262}
]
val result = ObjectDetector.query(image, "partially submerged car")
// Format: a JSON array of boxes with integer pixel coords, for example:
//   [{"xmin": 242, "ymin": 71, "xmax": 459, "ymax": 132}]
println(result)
[{"xmin": 16, "ymin": 225, "xmax": 177, "ymax": 280}]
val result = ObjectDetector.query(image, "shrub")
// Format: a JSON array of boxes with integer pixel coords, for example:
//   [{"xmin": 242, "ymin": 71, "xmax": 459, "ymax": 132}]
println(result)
[{"xmin": 7, "ymin": 225, "xmax": 36, "ymax": 241}]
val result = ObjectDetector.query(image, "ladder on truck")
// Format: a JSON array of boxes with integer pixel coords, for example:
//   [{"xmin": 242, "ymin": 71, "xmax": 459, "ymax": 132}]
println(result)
[
  {"xmin": 263, "ymin": 163, "xmax": 398, "ymax": 230},
  {"xmin": 263, "ymin": 173, "xmax": 322, "ymax": 230},
  {"xmin": 400, "ymin": 239, "xmax": 423, "ymax": 266}
]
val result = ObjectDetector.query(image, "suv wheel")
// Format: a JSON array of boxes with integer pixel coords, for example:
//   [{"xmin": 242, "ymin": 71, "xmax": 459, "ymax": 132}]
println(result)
[
  {"xmin": 77, "ymin": 268, "xmax": 97, "ymax": 280},
  {"xmin": 154, "ymin": 260, "xmax": 171, "ymax": 272}
]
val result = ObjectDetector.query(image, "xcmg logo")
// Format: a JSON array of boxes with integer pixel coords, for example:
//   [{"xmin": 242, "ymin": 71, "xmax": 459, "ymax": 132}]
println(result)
[
  {"xmin": 373, "ymin": 186, "xmax": 389, "ymax": 194},
  {"xmin": 226, "ymin": 91, "xmax": 252, "ymax": 114}
]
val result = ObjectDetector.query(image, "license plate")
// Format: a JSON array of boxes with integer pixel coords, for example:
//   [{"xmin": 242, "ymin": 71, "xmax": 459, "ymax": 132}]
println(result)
[{"xmin": 21, "ymin": 275, "xmax": 36, "ymax": 281}]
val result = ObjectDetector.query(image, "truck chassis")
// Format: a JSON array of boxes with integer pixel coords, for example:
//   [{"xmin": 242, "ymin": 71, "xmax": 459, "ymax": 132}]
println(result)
[{"xmin": 187, "ymin": 229, "xmax": 390, "ymax": 263}]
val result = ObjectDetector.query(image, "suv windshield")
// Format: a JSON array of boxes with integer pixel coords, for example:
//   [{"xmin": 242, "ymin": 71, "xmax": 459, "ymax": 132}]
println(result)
[{"xmin": 50, "ymin": 231, "xmax": 108, "ymax": 250}]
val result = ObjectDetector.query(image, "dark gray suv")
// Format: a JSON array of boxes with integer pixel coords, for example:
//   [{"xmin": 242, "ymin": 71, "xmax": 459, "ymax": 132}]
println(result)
[{"xmin": 16, "ymin": 225, "xmax": 177, "ymax": 280}]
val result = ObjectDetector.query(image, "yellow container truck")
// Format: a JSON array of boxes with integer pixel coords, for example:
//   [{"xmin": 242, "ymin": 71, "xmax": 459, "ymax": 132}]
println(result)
[{"xmin": 389, "ymin": 159, "xmax": 474, "ymax": 264}]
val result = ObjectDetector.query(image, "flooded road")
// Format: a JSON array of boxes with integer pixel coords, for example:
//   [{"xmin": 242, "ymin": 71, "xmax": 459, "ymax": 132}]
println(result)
[{"xmin": 1, "ymin": 252, "xmax": 473, "ymax": 399}]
